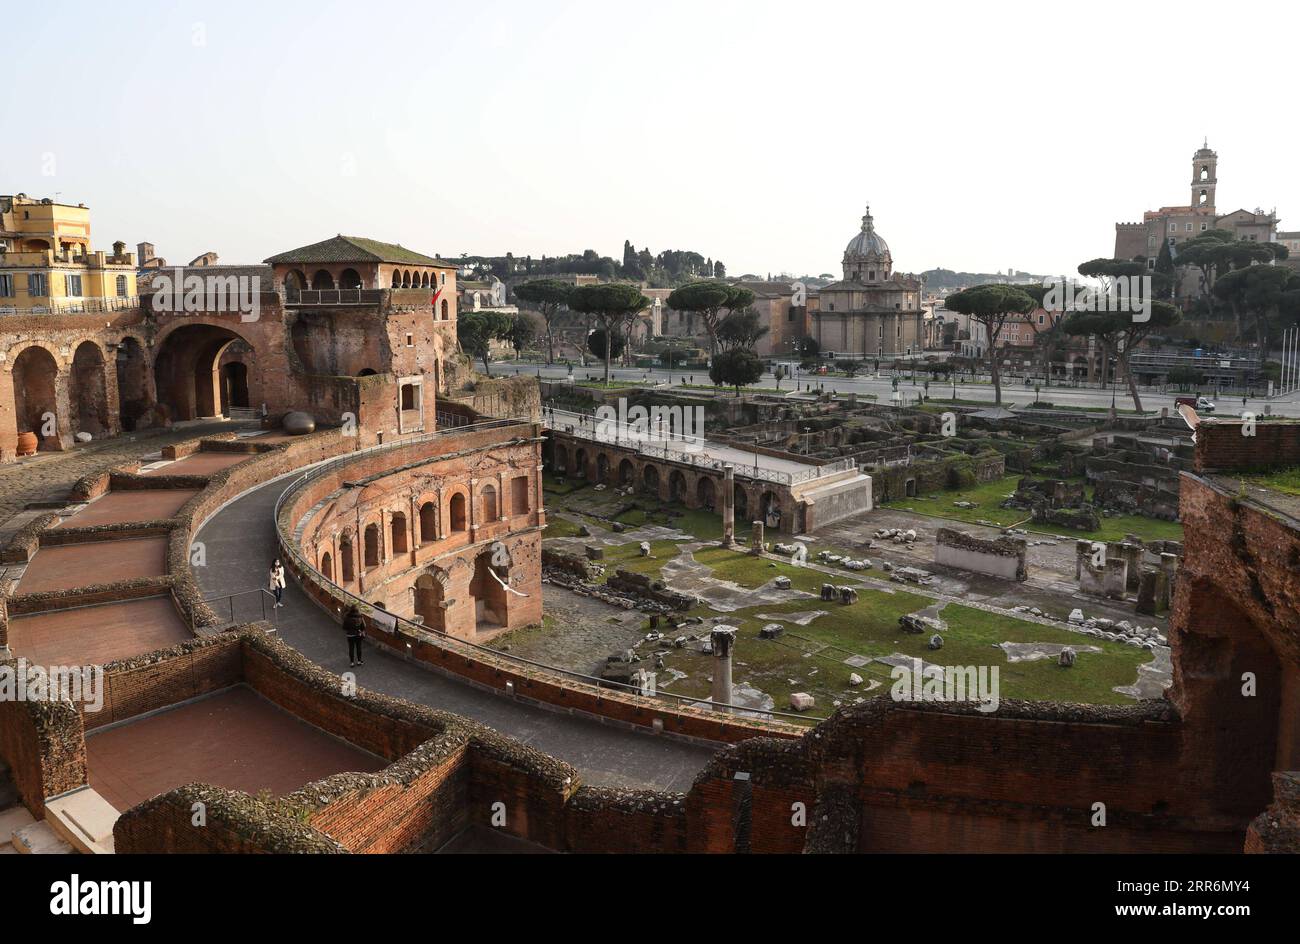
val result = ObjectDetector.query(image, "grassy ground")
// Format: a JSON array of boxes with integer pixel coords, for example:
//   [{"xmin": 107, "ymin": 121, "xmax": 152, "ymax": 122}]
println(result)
[
  {"xmin": 652, "ymin": 547, "xmax": 1150, "ymax": 710},
  {"xmin": 1248, "ymin": 466, "xmax": 1300, "ymax": 496},
  {"xmin": 893, "ymin": 473, "xmax": 1184, "ymax": 543}
]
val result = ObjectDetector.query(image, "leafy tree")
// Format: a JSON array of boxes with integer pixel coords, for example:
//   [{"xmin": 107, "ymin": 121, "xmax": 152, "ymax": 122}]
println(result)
[
  {"xmin": 1213, "ymin": 265, "xmax": 1300, "ymax": 351},
  {"xmin": 709, "ymin": 347, "xmax": 765, "ymax": 396},
  {"xmin": 716, "ymin": 308, "xmax": 770, "ymax": 351},
  {"xmin": 943, "ymin": 284, "xmax": 1036, "ymax": 405},
  {"xmin": 586, "ymin": 327, "xmax": 625, "ymax": 362},
  {"xmin": 507, "ymin": 312, "xmax": 539, "ymax": 357},
  {"xmin": 773, "ymin": 364, "xmax": 789, "ymax": 390},
  {"xmin": 667, "ymin": 281, "xmax": 754, "ymax": 359},
  {"xmin": 513, "ymin": 278, "xmax": 573, "ymax": 364},
  {"xmin": 457, "ymin": 309, "xmax": 514, "ymax": 376},
  {"xmin": 796, "ymin": 334, "xmax": 820, "ymax": 359},
  {"xmin": 568, "ymin": 282, "xmax": 649, "ymax": 385}
]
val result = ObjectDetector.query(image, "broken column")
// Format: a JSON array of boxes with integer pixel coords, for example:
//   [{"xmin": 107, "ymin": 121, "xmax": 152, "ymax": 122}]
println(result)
[
  {"xmin": 721, "ymin": 464, "xmax": 737, "ymax": 548},
  {"xmin": 711, "ymin": 625, "xmax": 737, "ymax": 713},
  {"xmin": 750, "ymin": 519, "xmax": 764, "ymax": 554}
]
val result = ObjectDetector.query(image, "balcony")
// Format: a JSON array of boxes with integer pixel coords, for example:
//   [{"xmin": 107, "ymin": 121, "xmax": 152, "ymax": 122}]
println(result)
[
  {"xmin": 0, "ymin": 295, "xmax": 141, "ymax": 316},
  {"xmin": 285, "ymin": 288, "xmax": 385, "ymax": 306}
]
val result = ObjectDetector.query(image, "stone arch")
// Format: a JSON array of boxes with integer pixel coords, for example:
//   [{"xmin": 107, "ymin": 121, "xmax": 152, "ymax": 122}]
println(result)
[
  {"xmin": 596, "ymin": 453, "xmax": 611, "ymax": 484},
  {"xmin": 221, "ymin": 361, "xmax": 250, "ymax": 411},
  {"xmin": 320, "ymin": 551, "xmax": 333, "ymax": 581},
  {"xmin": 760, "ymin": 489, "xmax": 781, "ymax": 529},
  {"xmin": 618, "ymin": 458, "xmax": 635, "ymax": 487},
  {"xmin": 414, "ymin": 571, "xmax": 446, "ymax": 632},
  {"xmin": 70, "ymin": 340, "xmax": 110, "ymax": 437},
  {"xmin": 420, "ymin": 272, "xmax": 431, "ymax": 288},
  {"xmin": 669, "ymin": 469, "xmax": 688, "ymax": 503},
  {"xmin": 391, "ymin": 269, "xmax": 403, "ymax": 289},
  {"xmin": 153, "ymin": 323, "xmax": 256, "ymax": 421},
  {"xmin": 482, "ymin": 483, "xmax": 499, "ymax": 521},
  {"xmin": 283, "ymin": 269, "xmax": 308, "ymax": 296},
  {"xmin": 402, "ymin": 270, "xmax": 412, "ymax": 288},
  {"xmin": 696, "ymin": 475, "xmax": 716, "ymax": 510},
  {"xmin": 642, "ymin": 463, "xmax": 660, "ymax": 494},
  {"xmin": 734, "ymin": 484, "xmax": 749, "ymax": 521},
  {"xmin": 419, "ymin": 500, "xmax": 437, "ymax": 544},
  {"xmin": 339, "ymin": 532, "xmax": 355, "ymax": 583},
  {"xmin": 363, "ymin": 522, "xmax": 381, "ymax": 569},
  {"xmin": 449, "ymin": 491, "xmax": 468, "ymax": 532},
  {"xmin": 470, "ymin": 549, "xmax": 508, "ymax": 632},
  {"xmin": 552, "ymin": 444, "xmax": 568, "ymax": 474},
  {"xmin": 574, "ymin": 448, "xmax": 588, "ymax": 478},
  {"xmin": 115, "ymin": 336, "xmax": 151, "ymax": 430},
  {"xmin": 390, "ymin": 510, "xmax": 409, "ymax": 554},
  {"xmin": 11, "ymin": 345, "xmax": 62, "ymax": 451},
  {"xmin": 311, "ymin": 269, "xmax": 335, "ymax": 290},
  {"xmin": 339, "ymin": 267, "xmax": 362, "ymax": 290}
]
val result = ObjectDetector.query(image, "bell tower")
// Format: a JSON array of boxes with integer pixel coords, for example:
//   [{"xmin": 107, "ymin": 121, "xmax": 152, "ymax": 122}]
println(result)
[{"xmin": 1191, "ymin": 139, "xmax": 1217, "ymax": 212}]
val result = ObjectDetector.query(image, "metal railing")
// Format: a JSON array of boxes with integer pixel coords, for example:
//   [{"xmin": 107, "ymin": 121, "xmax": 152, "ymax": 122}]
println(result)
[
  {"xmin": 269, "ymin": 427, "xmax": 823, "ymax": 727},
  {"xmin": 0, "ymin": 295, "xmax": 140, "ymax": 316},
  {"xmin": 285, "ymin": 288, "xmax": 385, "ymax": 306},
  {"xmin": 544, "ymin": 408, "xmax": 855, "ymax": 486},
  {"xmin": 197, "ymin": 587, "xmax": 279, "ymax": 630}
]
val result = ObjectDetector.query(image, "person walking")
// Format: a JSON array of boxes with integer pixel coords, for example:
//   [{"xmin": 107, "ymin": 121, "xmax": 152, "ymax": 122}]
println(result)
[
  {"xmin": 268, "ymin": 560, "xmax": 286, "ymax": 608},
  {"xmin": 343, "ymin": 604, "xmax": 366, "ymax": 667}
]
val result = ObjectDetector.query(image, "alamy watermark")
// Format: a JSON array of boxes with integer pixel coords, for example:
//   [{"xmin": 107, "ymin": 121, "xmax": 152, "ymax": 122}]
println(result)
[
  {"xmin": 889, "ymin": 657, "xmax": 1000, "ymax": 712},
  {"xmin": 150, "ymin": 267, "xmax": 261, "ymax": 322},
  {"xmin": 592, "ymin": 399, "xmax": 706, "ymax": 453},
  {"xmin": 0, "ymin": 660, "xmax": 103, "ymax": 712},
  {"xmin": 1041, "ymin": 274, "xmax": 1152, "ymax": 323}
]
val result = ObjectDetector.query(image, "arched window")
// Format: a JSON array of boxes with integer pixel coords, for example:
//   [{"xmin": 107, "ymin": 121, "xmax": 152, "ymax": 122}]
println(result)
[
  {"xmin": 440, "ymin": 299, "xmax": 449, "ymax": 320},
  {"xmin": 340, "ymin": 536, "xmax": 355, "ymax": 583},
  {"xmin": 419, "ymin": 501, "xmax": 436, "ymax": 544},
  {"xmin": 390, "ymin": 511, "xmax": 408, "ymax": 554},
  {"xmin": 392, "ymin": 270, "xmax": 402, "ymax": 288},
  {"xmin": 364, "ymin": 523, "xmax": 381, "ymax": 568},
  {"xmin": 320, "ymin": 552, "xmax": 333, "ymax": 581},
  {"xmin": 115, "ymin": 274, "xmax": 128, "ymax": 297},
  {"xmin": 449, "ymin": 492, "xmax": 467, "ymax": 532},
  {"xmin": 482, "ymin": 484, "xmax": 498, "ymax": 521}
]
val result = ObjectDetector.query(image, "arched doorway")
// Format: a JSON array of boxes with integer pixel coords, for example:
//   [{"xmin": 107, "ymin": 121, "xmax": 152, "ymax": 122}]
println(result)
[
  {"xmin": 311, "ymin": 269, "xmax": 335, "ymax": 290},
  {"xmin": 339, "ymin": 535, "xmax": 355, "ymax": 583},
  {"xmin": 12, "ymin": 346, "xmax": 60, "ymax": 450},
  {"xmin": 760, "ymin": 490, "xmax": 781, "ymax": 529},
  {"xmin": 670, "ymin": 470, "xmax": 688, "ymax": 503},
  {"xmin": 574, "ymin": 449, "xmax": 588, "ymax": 478},
  {"xmin": 734, "ymin": 485, "xmax": 749, "ymax": 521},
  {"xmin": 339, "ymin": 268, "xmax": 362, "ymax": 290},
  {"xmin": 221, "ymin": 362, "xmax": 250, "ymax": 412},
  {"xmin": 115, "ymin": 337, "xmax": 150, "ymax": 430},
  {"xmin": 449, "ymin": 492, "xmax": 467, "ymax": 532},
  {"xmin": 414, "ymin": 572, "xmax": 446, "ymax": 632},
  {"xmin": 696, "ymin": 476, "xmax": 716, "ymax": 510},
  {"xmin": 470, "ymin": 550, "xmax": 508, "ymax": 632},
  {"xmin": 320, "ymin": 552, "xmax": 333, "ymax": 581},
  {"xmin": 363, "ymin": 523, "xmax": 381, "ymax": 569},
  {"xmin": 390, "ymin": 511, "xmax": 409, "ymax": 554},
  {"xmin": 642, "ymin": 464, "xmax": 660, "ymax": 494},
  {"xmin": 596, "ymin": 453, "xmax": 610, "ymax": 484},
  {"xmin": 153, "ymin": 324, "xmax": 254, "ymax": 421},
  {"xmin": 618, "ymin": 458, "xmax": 635, "ymax": 487},
  {"xmin": 70, "ymin": 342, "xmax": 110, "ymax": 438}
]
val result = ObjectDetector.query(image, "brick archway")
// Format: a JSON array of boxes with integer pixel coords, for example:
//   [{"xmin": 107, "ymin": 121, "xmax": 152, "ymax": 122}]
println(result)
[{"xmin": 153, "ymin": 323, "xmax": 256, "ymax": 421}]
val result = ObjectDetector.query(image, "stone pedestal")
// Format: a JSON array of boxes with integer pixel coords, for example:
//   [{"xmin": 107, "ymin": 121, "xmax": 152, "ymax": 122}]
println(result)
[{"xmin": 750, "ymin": 520, "xmax": 764, "ymax": 554}]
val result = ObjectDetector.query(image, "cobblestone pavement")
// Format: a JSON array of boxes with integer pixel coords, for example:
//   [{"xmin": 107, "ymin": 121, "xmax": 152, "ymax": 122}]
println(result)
[{"xmin": 0, "ymin": 421, "xmax": 244, "ymax": 534}]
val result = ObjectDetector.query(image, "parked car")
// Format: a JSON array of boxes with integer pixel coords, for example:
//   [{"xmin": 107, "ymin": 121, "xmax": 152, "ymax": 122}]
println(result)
[{"xmin": 1175, "ymin": 395, "xmax": 1215, "ymax": 413}]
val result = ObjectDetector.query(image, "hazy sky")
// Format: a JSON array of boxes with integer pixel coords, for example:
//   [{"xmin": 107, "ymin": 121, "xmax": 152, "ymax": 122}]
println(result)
[{"xmin": 5, "ymin": 0, "xmax": 1295, "ymax": 279}]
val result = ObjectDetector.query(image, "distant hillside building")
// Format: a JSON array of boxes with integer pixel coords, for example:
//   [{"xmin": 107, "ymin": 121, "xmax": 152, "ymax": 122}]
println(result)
[{"xmin": 810, "ymin": 206, "xmax": 925, "ymax": 359}]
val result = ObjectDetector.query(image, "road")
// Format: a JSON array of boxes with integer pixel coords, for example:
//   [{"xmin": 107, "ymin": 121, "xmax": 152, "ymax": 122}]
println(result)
[{"xmin": 492, "ymin": 361, "xmax": 1300, "ymax": 417}]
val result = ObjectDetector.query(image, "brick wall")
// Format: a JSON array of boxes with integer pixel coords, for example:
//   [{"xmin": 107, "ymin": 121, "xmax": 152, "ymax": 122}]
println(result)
[{"xmin": 1194, "ymin": 420, "xmax": 1300, "ymax": 472}]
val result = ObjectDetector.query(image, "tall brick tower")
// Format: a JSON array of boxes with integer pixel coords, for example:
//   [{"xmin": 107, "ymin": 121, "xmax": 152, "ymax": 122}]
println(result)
[{"xmin": 1191, "ymin": 139, "xmax": 1217, "ymax": 212}]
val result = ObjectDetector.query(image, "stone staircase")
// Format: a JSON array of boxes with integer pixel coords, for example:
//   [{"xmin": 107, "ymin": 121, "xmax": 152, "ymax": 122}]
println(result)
[{"xmin": 0, "ymin": 763, "xmax": 118, "ymax": 854}]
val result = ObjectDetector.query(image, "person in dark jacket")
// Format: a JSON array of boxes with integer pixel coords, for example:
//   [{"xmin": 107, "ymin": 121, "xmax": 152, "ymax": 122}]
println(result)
[{"xmin": 343, "ymin": 604, "xmax": 366, "ymax": 667}]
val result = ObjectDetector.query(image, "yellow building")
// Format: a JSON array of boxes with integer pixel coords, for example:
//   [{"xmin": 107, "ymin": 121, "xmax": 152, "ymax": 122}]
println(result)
[{"xmin": 0, "ymin": 193, "xmax": 138, "ymax": 313}]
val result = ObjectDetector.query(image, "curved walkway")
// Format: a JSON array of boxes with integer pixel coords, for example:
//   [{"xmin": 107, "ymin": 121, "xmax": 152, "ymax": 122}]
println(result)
[{"xmin": 194, "ymin": 475, "xmax": 716, "ymax": 791}]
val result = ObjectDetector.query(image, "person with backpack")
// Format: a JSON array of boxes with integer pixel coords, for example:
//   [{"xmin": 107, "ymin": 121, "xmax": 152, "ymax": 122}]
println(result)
[{"xmin": 342, "ymin": 604, "xmax": 366, "ymax": 667}]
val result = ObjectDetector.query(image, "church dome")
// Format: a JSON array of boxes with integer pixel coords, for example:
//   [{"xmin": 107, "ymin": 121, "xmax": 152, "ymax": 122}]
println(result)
[{"xmin": 844, "ymin": 205, "xmax": 890, "ymax": 261}]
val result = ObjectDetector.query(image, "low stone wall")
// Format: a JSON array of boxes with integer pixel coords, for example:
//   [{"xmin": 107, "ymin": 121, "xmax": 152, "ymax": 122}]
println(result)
[
  {"xmin": 934, "ymin": 527, "xmax": 1027, "ymax": 581},
  {"xmin": 0, "ymin": 685, "xmax": 86, "ymax": 817}
]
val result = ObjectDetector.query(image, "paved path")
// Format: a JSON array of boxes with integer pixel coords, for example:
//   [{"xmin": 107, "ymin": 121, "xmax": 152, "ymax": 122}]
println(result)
[{"xmin": 194, "ymin": 475, "xmax": 716, "ymax": 792}]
